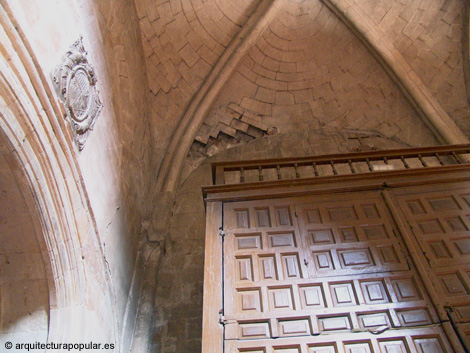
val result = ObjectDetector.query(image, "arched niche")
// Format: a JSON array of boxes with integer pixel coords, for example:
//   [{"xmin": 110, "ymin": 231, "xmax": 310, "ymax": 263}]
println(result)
[{"xmin": 0, "ymin": 130, "xmax": 52, "ymax": 345}]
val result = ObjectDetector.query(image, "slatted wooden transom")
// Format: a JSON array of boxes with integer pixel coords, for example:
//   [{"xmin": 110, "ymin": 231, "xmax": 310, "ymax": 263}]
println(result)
[{"xmin": 222, "ymin": 191, "xmax": 461, "ymax": 352}]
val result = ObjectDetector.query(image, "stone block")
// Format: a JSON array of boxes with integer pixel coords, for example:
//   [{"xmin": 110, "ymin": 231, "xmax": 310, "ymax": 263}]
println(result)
[
  {"xmin": 191, "ymin": 18, "xmax": 218, "ymax": 51},
  {"xmin": 275, "ymin": 91, "xmax": 295, "ymax": 105},
  {"xmin": 256, "ymin": 75, "xmax": 287, "ymax": 91},
  {"xmin": 261, "ymin": 56, "xmax": 280, "ymax": 72},
  {"xmin": 186, "ymin": 29, "xmax": 203, "ymax": 51},
  {"xmin": 252, "ymin": 63, "xmax": 276, "ymax": 79},
  {"xmin": 279, "ymin": 62, "xmax": 297, "ymax": 73},
  {"xmin": 240, "ymin": 96, "xmax": 272, "ymax": 115},
  {"xmin": 255, "ymin": 86, "xmax": 275, "ymax": 104},
  {"xmin": 228, "ymin": 102, "xmax": 245, "ymax": 115},
  {"xmin": 257, "ymin": 37, "xmax": 283, "ymax": 61},
  {"xmin": 192, "ymin": 59, "xmax": 212, "ymax": 80},
  {"xmin": 179, "ymin": 43, "xmax": 199, "ymax": 67},
  {"xmin": 276, "ymin": 71, "xmax": 304, "ymax": 82},
  {"xmin": 238, "ymin": 63, "xmax": 258, "ymax": 82},
  {"xmin": 248, "ymin": 45, "xmax": 266, "ymax": 63},
  {"xmin": 139, "ymin": 17, "xmax": 154, "ymax": 39},
  {"xmin": 165, "ymin": 12, "xmax": 191, "ymax": 51},
  {"xmin": 170, "ymin": 0, "xmax": 182, "ymax": 15},
  {"xmin": 146, "ymin": 3, "xmax": 160, "ymax": 22},
  {"xmin": 230, "ymin": 118, "xmax": 249, "ymax": 133},
  {"xmin": 293, "ymin": 88, "xmax": 313, "ymax": 104},
  {"xmin": 227, "ymin": 72, "xmax": 258, "ymax": 98},
  {"xmin": 287, "ymin": 79, "xmax": 314, "ymax": 91},
  {"xmin": 157, "ymin": 2, "xmax": 174, "ymax": 25},
  {"xmin": 197, "ymin": 44, "xmax": 217, "ymax": 65},
  {"xmin": 282, "ymin": 50, "xmax": 305, "ymax": 63}
]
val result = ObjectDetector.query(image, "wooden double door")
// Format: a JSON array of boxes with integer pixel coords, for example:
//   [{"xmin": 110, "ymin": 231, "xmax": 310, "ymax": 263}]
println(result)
[{"xmin": 221, "ymin": 184, "xmax": 470, "ymax": 352}]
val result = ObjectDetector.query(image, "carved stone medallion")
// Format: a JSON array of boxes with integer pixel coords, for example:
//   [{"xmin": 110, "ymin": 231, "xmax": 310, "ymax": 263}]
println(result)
[{"xmin": 51, "ymin": 37, "xmax": 102, "ymax": 150}]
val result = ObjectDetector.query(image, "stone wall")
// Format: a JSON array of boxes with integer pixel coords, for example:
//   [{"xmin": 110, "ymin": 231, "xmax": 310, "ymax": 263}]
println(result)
[{"xmin": 1, "ymin": 0, "xmax": 153, "ymax": 350}]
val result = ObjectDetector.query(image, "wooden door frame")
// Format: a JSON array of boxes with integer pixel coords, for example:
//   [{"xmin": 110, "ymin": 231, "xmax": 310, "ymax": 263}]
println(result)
[{"xmin": 201, "ymin": 167, "xmax": 470, "ymax": 353}]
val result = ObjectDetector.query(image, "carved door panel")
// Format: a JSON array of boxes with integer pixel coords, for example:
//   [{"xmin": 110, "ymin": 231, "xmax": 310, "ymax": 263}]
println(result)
[
  {"xmin": 394, "ymin": 183, "xmax": 470, "ymax": 348},
  {"xmin": 223, "ymin": 191, "xmax": 462, "ymax": 352}
]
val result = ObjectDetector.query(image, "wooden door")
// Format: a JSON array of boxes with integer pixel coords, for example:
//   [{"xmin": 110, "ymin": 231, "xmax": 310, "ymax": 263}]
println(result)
[
  {"xmin": 222, "ymin": 190, "xmax": 463, "ymax": 352},
  {"xmin": 394, "ymin": 182, "xmax": 470, "ymax": 349}
]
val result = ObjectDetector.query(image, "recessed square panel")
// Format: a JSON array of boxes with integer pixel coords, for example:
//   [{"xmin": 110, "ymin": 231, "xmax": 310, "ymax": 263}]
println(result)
[
  {"xmin": 273, "ymin": 347, "xmax": 300, "ymax": 353},
  {"xmin": 235, "ymin": 209, "xmax": 250, "ymax": 228},
  {"xmin": 308, "ymin": 344, "xmax": 338, "ymax": 353},
  {"xmin": 255, "ymin": 207, "xmax": 271, "ymax": 227},
  {"xmin": 378, "ymin": 245, "xmax": 401, "ymax": 265},
  {"xmin": 269, "ymin": 232, "xmax": 295, "ymax": 248},
  {"xmin": 312, "ymin": 251, "xmax": 335, "ymax": 271},
  {"xmin": 278, "ymin": 319, "xmax": 311, "ymax": 337},
  {"xmin": 413, "ymin": 337, "xmax": 446, "ymax": 353},
  {"xmin": 237, "ymin": 289, "xmax": 262, "ymax": 313},
  {"xmin": 446, "ymin": 216, "xmax": 468, "ymax": 232},
  {"xmin": 407, "ymin": 199, "xmax": 426, "ymax": 215},
  {"xmin": 309, "ymin": 229, "xmax": 335, "ymax": 245},
  {"xmin": 236, "ymin": 257, "xmax": 253, "ymax": 281},
  {"xmin": 428, "ymin": 197, "xmax": 460, "ymax": 211},
  {"xmin": 344, "ymin": 342, "xmax": 372, "ymax": 353},
  {"xmin": 259, "ymin": 256, "xmax": 278, "ymax": 280},
  {"xmin": 318, "ymin": 315, "xmax": 351, "ymax": 332},
  {"xmin": 268, "ymin": 287, "xmax": 294, "ymax": 311},
  {"xmin": 362, "ymin": 203, "xmax": 380, "ymax": 219},
  {"xmin": 455, "ymin": 305, "xmax": 470, "ymax": 321},
  {"xmin": 418, "ymin": 219, "xmax": 444, "ymax": 235},
  {"xmin": 428, "ymin": 241, "xmax": 452, "ymax": 259},
  {"xmin": 391, "ymin": 278, "xmax": 422, "ymax": 302},
  {"xmin": 461, "ymin": 194, "xmax": 470, "ymax": 207},
  {"xmin": 378, "ymin": 339, "xmax": 409, "ymax": 353},
  {"xmin": 438, "ymin": 273, "xmax": 469, "ymax": 296},
  {"xmin": 300, "ymin": 285, "xmax": 325, "ymax": 309},
  {"xmin": 236, "ymin": 234, "xmax": 262, "ymax": 250},
  {"xmin": 363, "ymin": 224, "xmax": 388, "ymax": 240},
  {"xmin": 454, "ymin": 239, "xmax": 470, "ymax": 255},
  {"xmin": 339, "ymin": 227, "xmax": 358, "ymax": 242},
  {"xmin": 239, "ymin": 322, "xmax": 270, "ymax": 339},
  {"xmin": 358, "ymin": 312, "xmax": 391, "ymax": 329},
  {"xmin": 327, "ymin": 206, "xmax": 358, "ymax": 222},
  {"xmin": 397, "ymin": 309, "xmax": 432, "ymax": 326},
  {"xmin": 282, "ymin": 254, "xmax": 301, "ymax": 278},
  {"xmin": 330, "ymin": 282, "xmax": 357, "ymax": 306},
  {"xmin": 276, "ymin": 207, "xmax": 292, "ymax": 226},
  {"xmin": 338, "ymin": 248, "xmax": 374, "ymax": 268},
  {"xmin": 306, "ymin": 208, "xmax": 322, "ymax": 224},
  {"xmin": 360, "ymin": 280, "xmax": 389, "ymax": 304}
]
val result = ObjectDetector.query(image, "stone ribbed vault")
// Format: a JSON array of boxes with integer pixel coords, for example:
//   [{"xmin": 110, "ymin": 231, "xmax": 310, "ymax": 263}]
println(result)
[{"xmin": 133, "ymin": 0, "xmax": 470, "ymax": 194}]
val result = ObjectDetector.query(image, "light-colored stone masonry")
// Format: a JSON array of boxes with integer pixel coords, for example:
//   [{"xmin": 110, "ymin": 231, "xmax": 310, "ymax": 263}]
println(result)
[
  {"xmin": 134, "ymin": 0, "xmax": 258, "ymax": 168},
  {"xmin": 353, "ymin": 0, "xmax": 470, "ymax": 136},
  {"xmin": 200, "ymin": 0, "xmax": 438, "ymax": 161}
]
